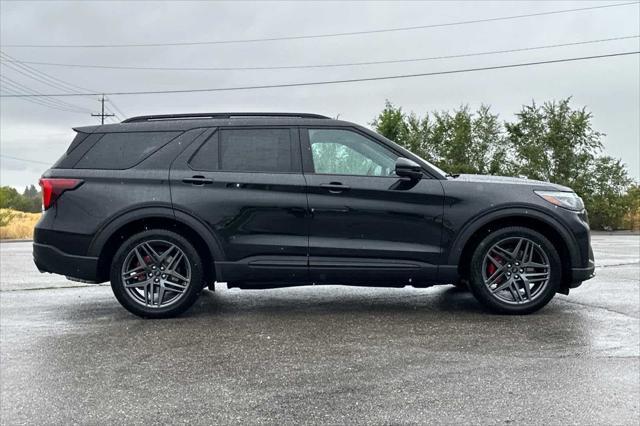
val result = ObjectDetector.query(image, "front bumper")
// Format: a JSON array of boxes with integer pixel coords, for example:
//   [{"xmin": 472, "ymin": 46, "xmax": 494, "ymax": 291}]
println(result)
[
  {"xmin": 570, "ymin": 263, "xmax": 595, "ymax": 287},
  {"xmin": 568, "ymin": 245, "xmax": 595, "ymax": 288},
  {"xmin": 33, "ymin": 243, "xmax": 100, "ymax": 283}
]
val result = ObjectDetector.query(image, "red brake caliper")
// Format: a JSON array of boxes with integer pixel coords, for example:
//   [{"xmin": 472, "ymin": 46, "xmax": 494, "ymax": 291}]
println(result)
[
  {"xmin": 487, "ymin": 255, "xmax": 503, "ymax": 281},
  {"xmin": 487, "ymin": 262, "xmax": 497, "ymax": 277},
  {"xmin": 136, "ymin": 255, "xmax": 153, "ymax": 281}
]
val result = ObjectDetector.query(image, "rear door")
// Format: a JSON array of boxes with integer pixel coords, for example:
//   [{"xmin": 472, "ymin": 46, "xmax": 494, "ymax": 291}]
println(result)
[
  {"xmin": 301, "ymin": 127, "xmax": 445, "ymax": 285},
  {"xmin": 170, "ymin": 126, "xmax": 309, "ymax": 284}
]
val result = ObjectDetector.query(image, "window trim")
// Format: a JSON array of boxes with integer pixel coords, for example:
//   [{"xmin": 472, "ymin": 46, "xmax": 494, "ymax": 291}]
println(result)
[{"xmin": 300, "ymin": 126, "xmax": 434, "ymax": 179}]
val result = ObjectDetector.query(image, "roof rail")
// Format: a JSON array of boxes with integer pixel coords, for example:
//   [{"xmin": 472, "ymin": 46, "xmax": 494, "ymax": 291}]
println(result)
[{"xmin": 121, "ymin": 112, "xmax": 330, "ymax": 123}]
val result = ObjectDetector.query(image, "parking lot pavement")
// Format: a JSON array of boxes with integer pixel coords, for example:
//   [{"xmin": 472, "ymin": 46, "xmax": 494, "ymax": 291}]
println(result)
[{"xmin": 1, "ymin": 235, "xmax": 638, "ymax": 424}]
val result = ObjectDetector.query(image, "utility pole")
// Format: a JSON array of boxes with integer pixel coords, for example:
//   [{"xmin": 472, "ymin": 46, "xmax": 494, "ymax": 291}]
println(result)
[{"xmin": 91, "ymin": 94, "xmax": 115, "ymax": 125}]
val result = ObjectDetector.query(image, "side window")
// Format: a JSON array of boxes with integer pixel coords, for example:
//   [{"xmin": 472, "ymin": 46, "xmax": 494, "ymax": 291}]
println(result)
[
  {"xmin": 308, "ymin": 129, "xmax": 399, "ymax": 176},
  {"xmin": 189, "ymin": 131, "xmax": 219, "ymax": 171},
  {"xmin": 190, "ymin": 128, "xmax": 296, "ymax": 173},
  {"xmin": 74, "ymin": 131, "xmax": 181, "ymax": 169},
  {"xmin": 221, "ymin": 129, "xmax": 294, "ymax": 173}
]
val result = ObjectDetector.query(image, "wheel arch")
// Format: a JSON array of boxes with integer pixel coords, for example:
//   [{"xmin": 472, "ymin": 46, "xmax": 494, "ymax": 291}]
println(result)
[
  {"xmin": 450, "ymin": 208, "xmax": 578, "ymax": 291},
  {"xmin": 89, "ymin": 206, "xmax": 224, "ymax": 284}
]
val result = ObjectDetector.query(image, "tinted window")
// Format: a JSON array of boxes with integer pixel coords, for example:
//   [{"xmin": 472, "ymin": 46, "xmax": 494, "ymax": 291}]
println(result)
[
  {"xmin": 189, "ymin": 131, "xmax": 219, "ymax": 171},
  {"xmin": 66, "ymin": 131, "xmax": 90, "ymax": 154},
  {"xmin": 74, "ymin": 131, "xmax": 180, "ymax": 169},
  {"xmin": 221, "ymin": 129, "xmax": 294, "ymax": 172},
  {"xmin": 190, "ymin": 128, "xmax": 294, "ymax": 173},
  {"xmin": 309, "ymin": 129, "xmax": 398, "ymax": 176}
]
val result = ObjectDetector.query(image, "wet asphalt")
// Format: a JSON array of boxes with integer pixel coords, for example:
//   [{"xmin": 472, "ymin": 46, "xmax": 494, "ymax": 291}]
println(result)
[{"xmin": 0, "ymin": 234, "xmax": 639, "ymax": 425}]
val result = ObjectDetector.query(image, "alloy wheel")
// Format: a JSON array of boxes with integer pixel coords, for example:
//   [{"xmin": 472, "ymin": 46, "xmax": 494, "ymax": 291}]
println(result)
[
  {"xmin": 481, "ymin": 237, "xmax": 551, "ymax": 305},
  {"xmin": 121, "ymin": 240, "xmax": 192, "ymax": 308}
]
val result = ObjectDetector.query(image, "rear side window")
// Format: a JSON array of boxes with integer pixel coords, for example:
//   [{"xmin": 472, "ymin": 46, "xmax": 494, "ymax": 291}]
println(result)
[
  {"xmin": 74, "ymin": 131, "xmax": 181, "ymax": 169},
  {"xmin": 189, "ymin": 128, "xmax": 296, "ymax": 173},
  {"xmin": 189, "ymin": 131, "xmax": 219, "ymax": 171},
  {"xmin": 66, "ymin": 131, "xmax": 90, "ymax": 154}
]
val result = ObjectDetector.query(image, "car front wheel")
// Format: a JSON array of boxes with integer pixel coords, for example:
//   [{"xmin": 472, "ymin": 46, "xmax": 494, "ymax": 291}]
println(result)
[
  {"xmin": 468, "ymin": 226, "xmax": 561, "ymax": 314},
  {"xmin": 110, "ymin": 229, "xmax": 203, "ymax": 318}
]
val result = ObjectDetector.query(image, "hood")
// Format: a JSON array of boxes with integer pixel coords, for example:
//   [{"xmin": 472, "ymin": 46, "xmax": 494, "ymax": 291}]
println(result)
[{"xmin": 450, "ymin": 174, "xmax": 572, "ymax": 191}]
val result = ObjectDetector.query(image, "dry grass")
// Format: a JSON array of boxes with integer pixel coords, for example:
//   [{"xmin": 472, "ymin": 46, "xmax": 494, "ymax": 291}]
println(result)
[
  {"xmin": 623, "ymin": 208, "xmax": 640, "ymax": 231},
  {"xmin": 0, "ymin": 209, "xmax": 41, "ymax": 240}
]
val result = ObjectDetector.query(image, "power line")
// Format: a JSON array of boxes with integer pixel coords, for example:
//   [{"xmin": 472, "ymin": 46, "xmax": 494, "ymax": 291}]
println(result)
[
  {"xmin": 106, "ymin": 98, "xmax": 127, "ymax": 119},
  {"xmin": 1, "ymin": 58, "xmax": 82, "ymax": 94},
  {"xmin": 0, "ymin": 154, "xmax": 50, "ymax": 165},
  {"xmin": 105, "ymin": 107, "xmax": 121, "ymax": 121},
  {"xmin": 0, "ymin": 51, "xmax": 96, "ymax": 113},
  {"xmin": 0, "ymin": 85, "xmax": 88, "ymax": 113},
  {"xmin": 0, "ymin": 76, "xmax": 90, "ymax": 112},
  {"xmin": 0, "ymin": 75, "xmax": 90, "ymax": 112},
  {"xmin": 1, "ymin": 2, "xmax": 637, "ymax": 48},
  {"xmin": 0, "ymin": 67, "xmax": 93, "ymax": 111},
  {"xmin": 3, "ymin": 35, "xmax": 636, "ymax": 72},
  {"xmin": 0, "ymin": 50, "xmax": 108, "ymax": 121},
  {"xmin": 0, "ymin": 52, "xmax": 92, "ymax": 94},
  {"xmin": 0, "ymin": 51, "xmax": 637, "ymax": 98}
]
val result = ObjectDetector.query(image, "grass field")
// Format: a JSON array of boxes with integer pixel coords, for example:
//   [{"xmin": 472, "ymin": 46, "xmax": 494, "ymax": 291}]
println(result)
[{"xmin": 0, "ymin": 209, "xmax": 40, "ymax": 240}]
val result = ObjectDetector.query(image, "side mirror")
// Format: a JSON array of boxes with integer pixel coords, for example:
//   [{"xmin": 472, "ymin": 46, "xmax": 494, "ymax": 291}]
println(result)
[{"xmin": 395, "ymin": 157, "xmax": 423, "ymax": 180}]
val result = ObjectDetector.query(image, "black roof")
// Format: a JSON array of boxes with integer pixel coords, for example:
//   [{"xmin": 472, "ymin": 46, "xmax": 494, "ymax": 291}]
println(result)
[
  {"xmin": 76, "ymin": 112, "xmax": 351, "ymax": 133},
  {"xmin": 122, "ymin": 112, "xmax": 330, "ymax": 123}
]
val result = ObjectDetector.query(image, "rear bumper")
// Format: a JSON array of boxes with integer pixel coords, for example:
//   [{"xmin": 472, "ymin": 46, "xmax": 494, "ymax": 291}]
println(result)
[{"xmin": 33, "ymin": 243, "xmax": 100, "ymax": 283}]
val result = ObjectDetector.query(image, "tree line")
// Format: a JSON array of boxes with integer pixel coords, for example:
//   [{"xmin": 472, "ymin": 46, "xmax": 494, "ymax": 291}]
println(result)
[
  {"xmin": 372, "ymin": 98, "xmax": 638, "ymax": 230},
  {"xmin": 0, "ymin": 185, "xmax": 41, "ymax": 213},
  {"xmin": 0, "ymin": 185, "xmax": 42, "ymax": 227}
]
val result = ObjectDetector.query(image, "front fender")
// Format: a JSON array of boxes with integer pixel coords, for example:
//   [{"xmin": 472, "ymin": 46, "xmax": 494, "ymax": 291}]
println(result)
[{"xmin": 446, "ymin": 206, "xmax": 580, "ymax": 267}]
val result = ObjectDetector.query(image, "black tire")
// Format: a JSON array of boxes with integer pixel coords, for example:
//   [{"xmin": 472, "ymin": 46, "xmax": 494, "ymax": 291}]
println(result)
[
  {"xmin": 453, "ymin": 279, "xmax": 469, "ymax": 291},
  {"xmin": 110, "ymin": 229, "xmax": 203, "ymax": 318},
  {"xmin": 468, "ymin": 226, "xmax": 561, "ymax": 315}
]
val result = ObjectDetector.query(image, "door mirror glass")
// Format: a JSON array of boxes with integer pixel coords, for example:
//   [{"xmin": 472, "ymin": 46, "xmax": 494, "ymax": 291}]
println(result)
[{"xmin": 395, "ymin": 157, "xmax": 423, "ymax": 180}]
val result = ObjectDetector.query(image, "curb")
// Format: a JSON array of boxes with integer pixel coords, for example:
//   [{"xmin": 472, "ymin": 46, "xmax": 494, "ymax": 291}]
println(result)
[
  {"xmin": 591, "ymin": 231, "xmax": 640, "ymax": 236},
  {"xmin": 0, "ymin": 239, "xmax": 33, "ymax": 243}
]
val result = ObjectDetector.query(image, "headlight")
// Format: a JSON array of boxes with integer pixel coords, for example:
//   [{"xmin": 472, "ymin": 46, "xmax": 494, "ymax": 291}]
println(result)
[{"xmin": 535, "ymin": 190, "xmax": 584, "ymax": 211}]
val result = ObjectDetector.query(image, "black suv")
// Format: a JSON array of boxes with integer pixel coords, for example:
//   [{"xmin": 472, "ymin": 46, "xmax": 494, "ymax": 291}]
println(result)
[{"xmin": 33, "ymin": 112, "xmax": 595, "ymax": 318}]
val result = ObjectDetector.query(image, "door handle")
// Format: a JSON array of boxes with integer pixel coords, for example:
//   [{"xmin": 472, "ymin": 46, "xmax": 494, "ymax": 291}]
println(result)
[
  {"xmin": 183, "ymin": 176, "xmax": 213, "ymax": 185},
  {"xmin": 320, "ymin": 182, "xmax": 350, "ymax": 194}
]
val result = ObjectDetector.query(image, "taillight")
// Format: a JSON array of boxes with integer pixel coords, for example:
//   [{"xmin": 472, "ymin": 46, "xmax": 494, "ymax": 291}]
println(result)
[{"xmin": 38, "ymin": 178, "xmax": 83, "ymax": 210}]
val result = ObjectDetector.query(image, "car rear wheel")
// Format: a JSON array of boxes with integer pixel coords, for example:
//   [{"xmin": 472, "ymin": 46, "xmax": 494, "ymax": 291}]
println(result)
[
  {"xmin": 468, "ymin": 226, "xmax": 561, "ymax": 314},
  {"xmin": 110, "ymin": 229, "xmax": 203, "ymax": 318}
]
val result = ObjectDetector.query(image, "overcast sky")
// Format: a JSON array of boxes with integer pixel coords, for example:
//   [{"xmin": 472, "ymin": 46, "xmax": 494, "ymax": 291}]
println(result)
[{"xmin": 1, "ymin": 0, "xmax": 638, "ymax": 189}]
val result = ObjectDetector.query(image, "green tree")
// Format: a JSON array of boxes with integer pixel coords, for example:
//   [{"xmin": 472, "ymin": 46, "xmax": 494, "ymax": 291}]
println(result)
[
  {"xmin": 0, "ymin": 185, "xmax": 41, "ymax": 213},
  {"xmin": 372, "ymin": 102, "xmax": 507, "ymax": 175},
  {"xmin": 371, "ymin": 98, "xmax": 634, "ymax": 230},
  {"xmin": 22, "ymin": 184, "xmax": 38, "ymax": 198},
  {"xmin": 585, "ymin": 157, "xmax": 634, "ymax": 229},
  {"xmin": 371, "ymin": 100, "xmax": 408, "ymax": 146},
  {"xmin": 622, "ymin": 184, "xmax": 640, "ymax": 230},
  {"xmin": 504, "ymin": 99, "xmax": 632, "ymax": 229},
  {"xmin": 505, "ymin": 99, "xmax": 603, "ymax": 188}
]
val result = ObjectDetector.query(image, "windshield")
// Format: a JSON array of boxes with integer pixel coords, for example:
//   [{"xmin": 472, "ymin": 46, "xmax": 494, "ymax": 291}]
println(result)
[
  {"xmin": 366, "ymin": 127, "xmax": 448, "ymax": 178},
  {"xmin": 411, "ymin": 152, "xmax": 448, "ymax": 177}
]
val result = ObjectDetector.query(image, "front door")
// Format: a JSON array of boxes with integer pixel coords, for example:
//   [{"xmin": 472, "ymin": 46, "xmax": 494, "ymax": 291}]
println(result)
[{"xmin": 301, "ymin": 127, "xmax": 444, "ymax": 285}]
